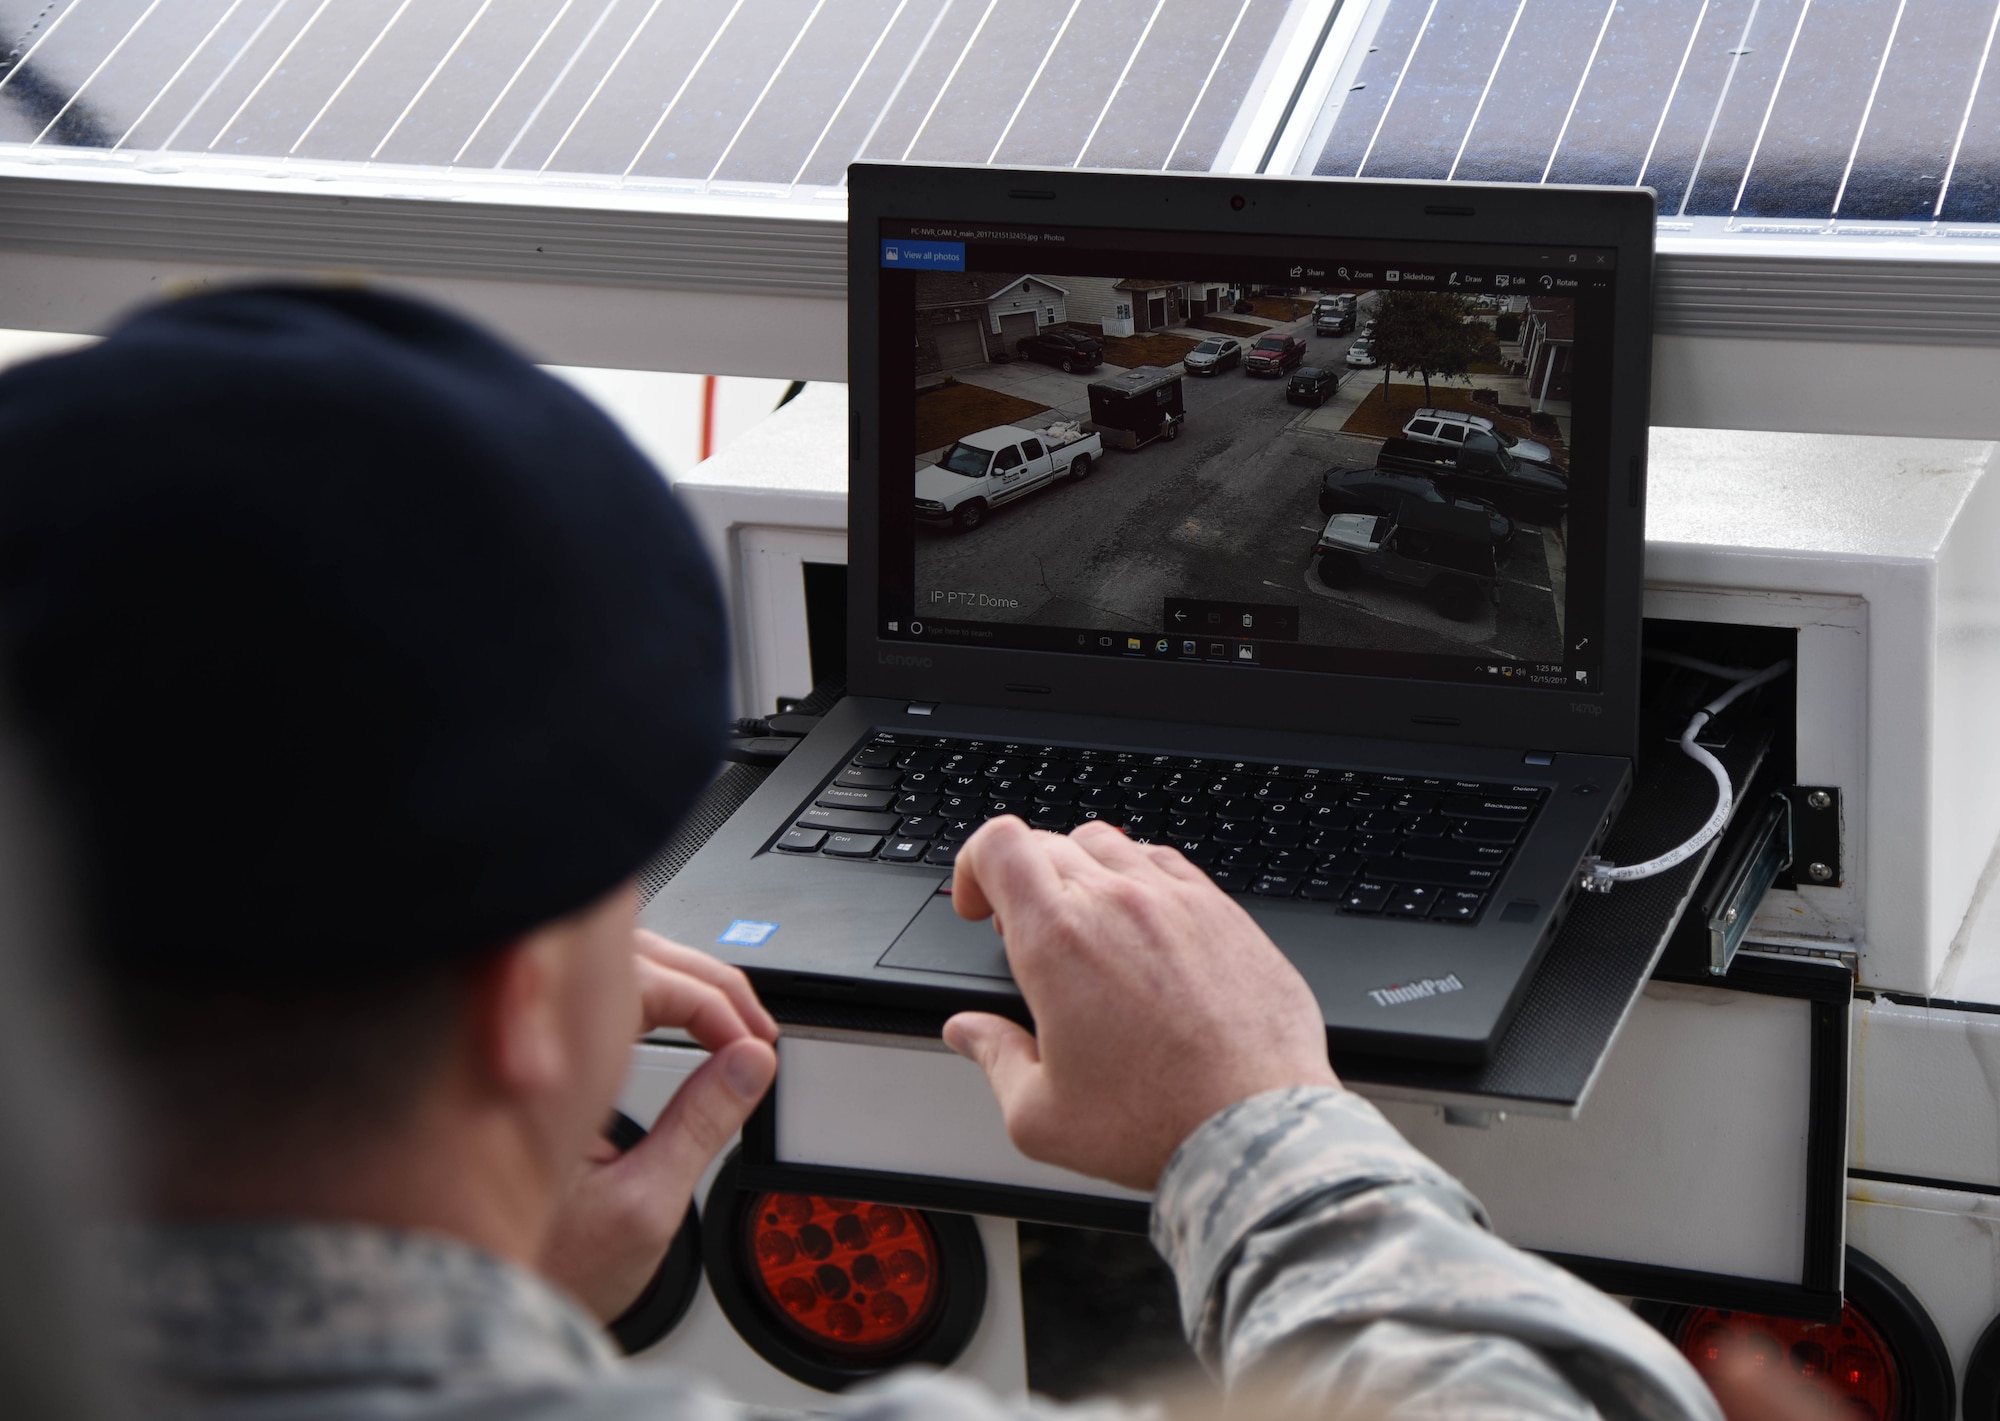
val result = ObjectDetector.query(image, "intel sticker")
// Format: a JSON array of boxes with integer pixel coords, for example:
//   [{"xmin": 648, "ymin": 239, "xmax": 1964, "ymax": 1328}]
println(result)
[
  {"xmin": 881, "ymin": 239, "xmax": 965, "ymax": 270},
  {"xmin": 718, "ymin": 919, "xmax": 780, "ymax": 947}
]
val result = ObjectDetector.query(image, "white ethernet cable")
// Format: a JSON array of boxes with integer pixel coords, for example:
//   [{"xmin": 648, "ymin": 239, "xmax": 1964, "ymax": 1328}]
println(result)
[{"xmin": 1578, "ymin": 653, "xmax": 1794, "ymax": 893}]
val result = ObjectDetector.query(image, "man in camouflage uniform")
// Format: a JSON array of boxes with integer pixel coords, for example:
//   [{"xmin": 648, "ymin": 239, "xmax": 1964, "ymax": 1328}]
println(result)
[{"xmin": 0, "ymin": 287, "xmax": 1718, "ymax": 1421}]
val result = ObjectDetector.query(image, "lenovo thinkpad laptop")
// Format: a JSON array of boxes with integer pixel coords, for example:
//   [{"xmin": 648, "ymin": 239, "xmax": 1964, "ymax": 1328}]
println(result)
[{"xmin": 645, "ymin": 163, "xmax": 1654, "ymax": 1063}]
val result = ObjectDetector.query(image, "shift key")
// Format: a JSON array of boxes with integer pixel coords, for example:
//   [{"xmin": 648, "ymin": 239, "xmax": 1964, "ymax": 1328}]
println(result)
[{"xmin": 798, "ymin": 806, "xmax": 901, "ymax": 834}]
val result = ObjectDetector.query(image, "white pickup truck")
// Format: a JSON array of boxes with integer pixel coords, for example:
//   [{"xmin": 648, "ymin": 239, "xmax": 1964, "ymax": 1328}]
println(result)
[{"xmin": 915, "ymin": 422, "xmax": 1102, "ymax": 532}]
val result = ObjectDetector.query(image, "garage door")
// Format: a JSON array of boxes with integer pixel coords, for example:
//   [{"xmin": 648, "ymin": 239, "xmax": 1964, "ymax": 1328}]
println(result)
[
  {"xmin": 932, "ymin": 319, "xmax": 985, "ymax": 370},
  {"xmin": 998, "ymin": 312, "xmax": 1038, "ymax": 352}
]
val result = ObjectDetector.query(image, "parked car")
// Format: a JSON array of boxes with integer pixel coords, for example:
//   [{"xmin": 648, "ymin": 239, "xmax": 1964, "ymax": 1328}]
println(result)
[
  {"xmin": 1318, "ymin": 466, "xmax": 1513, "ymax": 548},
  {"xmin": 1315, "ymin": 501, "xmax": 1498, "ymax": 622},
  {"xmin": 1376, "ymin": 433, "xmax": 1568, "ymax": 524},
  {"xmin": 1183, "ymin": 337, "xmax": 1242, "ymax": 375},
  {"xmin": 1314, "ymin": 307, "xmax": 1355, "ymax": 335},
  {"xmin": 1014, "ymin": 329, "xmax": 1103, "ymax": 372},
  {"xmin": 1403, "ymin": 406, "xmax": 1555, "ymax": 465},
  {"xmin": 1245, "ymin": 333, "xmax": 1307, "ymax": 376},
  {"xmin": 1286, "ymin": 366, "xmax": 1342, "ymax": 406},
  {"xmin": 914, "ymin": 422, "xmax": 1103, "ymax": 532},
  {"xmin": 1345, "ymin": 338, "xmax": 1379, "ymax": 368}
]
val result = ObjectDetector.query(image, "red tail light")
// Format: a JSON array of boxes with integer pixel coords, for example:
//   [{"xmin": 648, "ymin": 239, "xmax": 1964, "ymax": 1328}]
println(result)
[
  {"xmin": 1670, "ymin": 1304, "xmax": 1898, "ymax": 1417},
  {"xmin": 704, "ymin": 1151, "xmax": 987, "ymax": 1391},
  {"xmin": 746, "ymin": 1193, "xmax": 942, "ymax": 1354},
  {"xmin": 1641, "ymin": 1250, "xmax": 1954, "ymax": 1421}
]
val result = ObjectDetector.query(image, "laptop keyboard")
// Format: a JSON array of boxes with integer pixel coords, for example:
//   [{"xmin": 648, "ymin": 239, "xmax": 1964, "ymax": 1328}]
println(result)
[{"xmin": 769, "ymin": 733, "xmax": 1547, "ymax": 925}]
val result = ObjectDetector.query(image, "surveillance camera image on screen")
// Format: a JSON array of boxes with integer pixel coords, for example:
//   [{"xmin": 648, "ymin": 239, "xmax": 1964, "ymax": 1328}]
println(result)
[{"xmin": 909, "ymin": 273, "xmax": 1575, "ymax": 667}]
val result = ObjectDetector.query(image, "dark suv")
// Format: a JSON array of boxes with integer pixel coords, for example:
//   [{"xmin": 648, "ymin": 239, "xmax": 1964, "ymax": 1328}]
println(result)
[
  {"xmin": 1318, "ymin": 466, "xmax": 1513, "ymax": 549},
  {"xmin": 1015, "ymin": 329, "xmax": 1103, "ymax": 372},
  {"xmin": 1287, "ymin": 366, "xmax": 1342, "ymax": 406},
  {"xmin": 1244, "ymin": 333, "xmax": 1307, "ymax": 376}
]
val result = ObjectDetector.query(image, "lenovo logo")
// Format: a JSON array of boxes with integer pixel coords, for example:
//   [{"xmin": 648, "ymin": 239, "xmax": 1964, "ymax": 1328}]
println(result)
[
  {"xmin": 877, "ymin": 651, "xmax": 934, "ymax": 668},
  {"xmin": 1367, "ymin": 974, "xmax": 1464, "ymax": 1008}
]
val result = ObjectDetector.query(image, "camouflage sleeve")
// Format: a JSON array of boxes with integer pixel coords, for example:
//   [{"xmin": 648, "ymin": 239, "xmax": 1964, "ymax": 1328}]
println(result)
[{"xmin": 1150, "ymin": 1086, "xmax": 1724, "ymax": 1421}]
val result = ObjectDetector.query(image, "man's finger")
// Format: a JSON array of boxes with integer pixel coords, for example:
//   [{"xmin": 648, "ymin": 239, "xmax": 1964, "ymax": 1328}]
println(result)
[
  {"xmin": 942, "ymin": 1011, "xmax": 1041, "ymax": 1111},
  {"xmin": 953, "ymin": 816, "xmax": 1063, "ymax": 924},
  {"xmin": 635, "ymin": 958, "xmax": 758, "ymax": 1048},
  {"xmin": 623, "ymin": 1037, "xmax": 778, "ymax": 1201},
  {"xmin": 635, "ymin": 932, "xmax": 779, "ymax": 1041},
  {"xmin": 1066, "ymin": 819, "xmax": 1166, "ymax": 875}
]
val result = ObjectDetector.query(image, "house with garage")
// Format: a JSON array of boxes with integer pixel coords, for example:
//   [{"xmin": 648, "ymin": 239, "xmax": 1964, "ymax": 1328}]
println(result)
[
  {"xmin": 1517, "ymin": 297, "xmax": 1573, "ymax": 411},
  {"xmin": 912, "ymin": 273, "xmax": 1068, "ymax": 375},
  {"xmin": 1051, "ymin": 277, "xmax": 1229, "ymax": 337}
]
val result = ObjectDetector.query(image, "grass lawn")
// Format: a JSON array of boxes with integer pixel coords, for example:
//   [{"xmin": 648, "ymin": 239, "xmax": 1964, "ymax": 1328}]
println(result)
[
  {"xmin": 1097, "ymin": 331, "xmax": 1201, "ymax": 368},
  {"xmin": 1339, "ymin": 384, "xmax": 1562, "ymax": 461},
  {"xmin": 1249, "ymin": 296, "xmax": 1314, "ymax": 321},
  {"xmin": 1191, "ymin": 314, "xmax": 1266, "ymax": 337},
  {"xmin": 915, "ymin": 382, "xmax": 1054, "ymax": 454}
]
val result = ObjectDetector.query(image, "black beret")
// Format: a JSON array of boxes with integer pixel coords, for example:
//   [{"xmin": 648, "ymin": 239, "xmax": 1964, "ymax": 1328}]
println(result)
[{"xmin": 0, "ymin": 285, "xmax": 727, "ymax": 980}]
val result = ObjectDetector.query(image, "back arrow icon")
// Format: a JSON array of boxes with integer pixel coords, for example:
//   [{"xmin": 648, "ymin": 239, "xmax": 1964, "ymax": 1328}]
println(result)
[{"xmin": 1173, "ymin": 609, "xmax": 1187, "ymax": 622}]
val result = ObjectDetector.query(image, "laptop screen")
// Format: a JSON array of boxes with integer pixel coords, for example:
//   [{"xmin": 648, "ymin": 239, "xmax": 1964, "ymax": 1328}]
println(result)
[{"xmin": 873, "ymin": 219, "xmax": 1616, "ymax": 695}]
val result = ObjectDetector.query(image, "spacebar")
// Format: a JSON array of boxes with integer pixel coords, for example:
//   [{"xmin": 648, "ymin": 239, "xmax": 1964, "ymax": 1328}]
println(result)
[{"xmin": 1365, "ymin": 857, "xmax": 1504, "ymax": 888}]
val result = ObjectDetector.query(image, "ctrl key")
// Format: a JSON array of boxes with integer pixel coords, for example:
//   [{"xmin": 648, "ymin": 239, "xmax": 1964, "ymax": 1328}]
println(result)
[
  {"xmin": 776, "ymin": 827, "xmax": 827, "ymax": 853},
  {"xmin": 823, "ymin": 832, "xmax": 885, "ymax": 858}
]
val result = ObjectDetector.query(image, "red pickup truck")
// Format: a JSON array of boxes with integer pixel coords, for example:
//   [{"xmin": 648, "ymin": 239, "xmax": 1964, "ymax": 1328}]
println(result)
[{"xmin": 1244, "ymin": 332, "xmax": 1307, "ymax": 376}]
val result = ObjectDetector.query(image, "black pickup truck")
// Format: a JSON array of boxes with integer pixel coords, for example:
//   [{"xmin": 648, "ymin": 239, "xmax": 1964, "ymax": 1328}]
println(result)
[{"xmin": 1375, "ymin": 432, "xmax": 1568, "ymax": 524}]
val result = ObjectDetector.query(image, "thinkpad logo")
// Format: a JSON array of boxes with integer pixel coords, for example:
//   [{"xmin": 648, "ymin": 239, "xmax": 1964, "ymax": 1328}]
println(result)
[{"xmin": 1368, "ymin": 974, "xmax": 1464, "ymax": 1008}]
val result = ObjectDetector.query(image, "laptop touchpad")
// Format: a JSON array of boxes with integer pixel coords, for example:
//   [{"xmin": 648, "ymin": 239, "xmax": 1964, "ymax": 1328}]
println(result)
[{"xmin": 879, "ymin": 896, "xmax": 1014, "ymax": 981}]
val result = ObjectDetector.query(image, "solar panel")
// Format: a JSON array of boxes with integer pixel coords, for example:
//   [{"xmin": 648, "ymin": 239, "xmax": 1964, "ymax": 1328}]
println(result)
[
  {"xmin": 1305, "ymin": 0, "xmax": 2000, "ymax": 227},
  {"xmin": 0, "ymin": 0, "xmax": 1291, "ymax": 186}
]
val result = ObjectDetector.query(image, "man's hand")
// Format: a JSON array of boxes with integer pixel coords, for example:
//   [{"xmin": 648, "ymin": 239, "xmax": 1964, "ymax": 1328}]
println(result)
[
  {"xmin": 542, "ymin": 931, "xmax": 779, "ymax": 1321},
  {"xmin": 942, "ymin": 818, "xmax": 1337, "ymax": 1191}
]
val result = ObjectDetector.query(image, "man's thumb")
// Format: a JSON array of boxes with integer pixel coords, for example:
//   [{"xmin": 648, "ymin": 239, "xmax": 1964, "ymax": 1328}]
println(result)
[
  {"xmin": 642, "ymin": 1037, "xmax": 777, "ymax": 1180},
  {"xmin": 943, "ymin": 1011, "xmax": 1039, "ymax": 1106}
]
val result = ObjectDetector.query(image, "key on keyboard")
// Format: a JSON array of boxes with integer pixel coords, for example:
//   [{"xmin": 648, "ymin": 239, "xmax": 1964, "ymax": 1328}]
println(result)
[{"xmin": 766, "ymin": 732, "xmax": 1549, "ymax": 926}]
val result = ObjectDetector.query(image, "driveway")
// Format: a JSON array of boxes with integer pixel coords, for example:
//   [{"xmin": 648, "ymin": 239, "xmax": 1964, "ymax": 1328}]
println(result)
[{"xmin": 950, "ymin": 358, "xmax": 1129, "ymax": 422}]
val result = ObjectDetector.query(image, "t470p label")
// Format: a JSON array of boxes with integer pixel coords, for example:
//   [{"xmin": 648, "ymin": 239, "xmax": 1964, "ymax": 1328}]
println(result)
[{"xmin": 1368, "ymin": 974, "xmax": 1464, "ymax": 1008}]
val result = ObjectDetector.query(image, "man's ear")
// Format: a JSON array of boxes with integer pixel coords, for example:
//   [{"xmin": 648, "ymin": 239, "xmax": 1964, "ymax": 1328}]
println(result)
[{"xmin": 465, "ymin": 932, "xmax": 571, "ymax": 1097}]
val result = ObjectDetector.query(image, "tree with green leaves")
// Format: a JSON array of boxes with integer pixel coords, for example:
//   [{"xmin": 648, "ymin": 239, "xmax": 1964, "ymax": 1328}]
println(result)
[{"xmin": 1369, "ymin": 290, "xmax": 1485, "ymax": 410}]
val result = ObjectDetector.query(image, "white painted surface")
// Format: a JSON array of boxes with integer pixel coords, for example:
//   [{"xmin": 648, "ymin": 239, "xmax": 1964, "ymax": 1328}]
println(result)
[
  {"xmin": 547, "ymin": 368, "xmax": 795, "ymax": 483},
  {"xmin": 1852, "ymin": 997, "xmax": 2000, "ymax": 1191},
  {"xmin": 0, "ymin": 250, "xmax": 847, "ymax": 380},
  {"xmin": 1654, "ymin": 334, "xmax": 2000, "ymax": 442},
  {"xmin": 672, "ymin": 383, "xmax": 852, "ymax": 717},
  {"xmin": 773, "ymin": 1034, "xmax": 1150, "ymax": 1206},
  {"xmin": 1647, "ymin": 427, "xmax": 2000, "ymax": 995},
  {"xmin": 770, "ymin": 983, "xmax": 1824, "ymax": 1286},
  {"xmin": 618, "ymin": 1043, "xmax": 1028, "ymax": 1408},
  {"xmin": 1380, "ymin": 982, "xmax": 1818, "ymax": 1283}
]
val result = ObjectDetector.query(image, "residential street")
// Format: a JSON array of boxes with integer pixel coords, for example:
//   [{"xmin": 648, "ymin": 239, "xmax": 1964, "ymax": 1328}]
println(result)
[{"xmin": 912, "ymin": 307, "xmax": 1565, "ymax": 664}]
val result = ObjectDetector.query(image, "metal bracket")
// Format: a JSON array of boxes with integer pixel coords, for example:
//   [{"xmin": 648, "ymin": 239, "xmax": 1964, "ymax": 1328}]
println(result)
[
  {"xmin": 1703, "ymin": 793, "xmax": 1793, "ymax": 976},
  {"xmin": 1781, "ymin": 786, "xmax": 1843, "ymax": 888}
]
